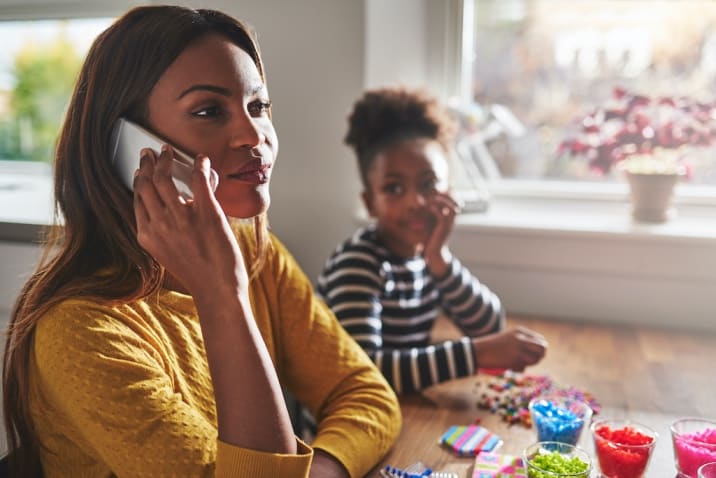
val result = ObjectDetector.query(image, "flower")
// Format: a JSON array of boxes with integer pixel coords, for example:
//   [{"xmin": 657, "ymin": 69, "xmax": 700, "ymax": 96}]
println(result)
[{"xmin": 557, "ymin": 87, "xmax": 716, "ymax": 178}]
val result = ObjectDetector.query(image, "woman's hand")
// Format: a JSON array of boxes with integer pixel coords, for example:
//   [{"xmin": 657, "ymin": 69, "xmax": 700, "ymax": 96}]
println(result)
[
  {"xmin": 133, "ymin": 145, "xmax": 248, "ymax": 303},
  {"xmin": 423, "ymin": 191, "xmax": 461, "ymax": 277},
  {"xmin": 471, "ymin": 327, "xmax": 548, "ymax": 372}
]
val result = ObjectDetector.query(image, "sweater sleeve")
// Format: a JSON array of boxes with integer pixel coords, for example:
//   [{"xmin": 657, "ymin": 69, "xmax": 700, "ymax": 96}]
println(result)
[
  {"xmin": 434, "ymin": 257, "xmax": 505, "ymax": 337},
  {"xmin": 266, "ymin": 235, "xmax": 401, "ymax": 478},
  {"xmin": 32, "ymin": 302, "xmax": 312, "ymax": 478},
  {"xmin": 317, "ymin": 246, "xmax": 477, "ymax": 394}
]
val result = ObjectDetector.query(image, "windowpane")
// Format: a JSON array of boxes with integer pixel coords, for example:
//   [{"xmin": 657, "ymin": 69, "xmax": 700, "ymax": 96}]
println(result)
[
  {"xmin": 463, "ymin": 0, "xmax": 716, "ymax": 191},
  {"xmin": 0, "ymin": 18, "xmax": 112, "ymax": 163}
]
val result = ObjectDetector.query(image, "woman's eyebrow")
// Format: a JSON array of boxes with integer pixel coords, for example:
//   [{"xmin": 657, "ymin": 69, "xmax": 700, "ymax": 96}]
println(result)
[
  {"xmin": 177, "ymin": 84, "xmax": 231, "ymax": 99},
  {"xmin": 177, "ymin": 83, "xmax": 266, "ymax": 99}
]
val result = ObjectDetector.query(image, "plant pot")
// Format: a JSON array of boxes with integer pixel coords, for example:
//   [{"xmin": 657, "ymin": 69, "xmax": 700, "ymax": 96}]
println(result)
[{"xmin": 624, "ymin": 170, "xmax": 681, "ymax": 223}]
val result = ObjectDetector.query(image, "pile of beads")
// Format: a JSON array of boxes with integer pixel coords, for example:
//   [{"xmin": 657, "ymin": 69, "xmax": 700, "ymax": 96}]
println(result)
[
  {"xmin": 525, "ymin": 451, "xmax": 590, "ymax": 478},
  {"xmin": 673, "ymin": 427, "xmax": 716, "ymax": 477},
  {"xmin": 530, "ymin": 398, "xmax": 590, "ymax": 445},
  {"xmin": 475, "ymin": 371, "xmax": 600, "ymax": 428},
  {"xmin": 593, "ymin": 422, "xmax": 656, "ymax": 478}
]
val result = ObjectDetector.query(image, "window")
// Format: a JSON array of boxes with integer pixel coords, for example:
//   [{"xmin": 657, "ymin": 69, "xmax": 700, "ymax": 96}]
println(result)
[
  {"xmin": 456, "ymin": 0, "xmax": 716, "ymax": 202},
  {"xmin": 0, "ymin": 18, "xmax": 112, "ymax": 164},
  {"xmin": 0, "ymin": 16, "xmax": 113, "ymax": 234}
]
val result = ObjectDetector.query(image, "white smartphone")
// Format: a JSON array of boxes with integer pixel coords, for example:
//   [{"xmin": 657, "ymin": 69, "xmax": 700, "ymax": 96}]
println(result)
[{"xmin": 109, "ymin": 118, "xmax": 218, "ymax": 199}]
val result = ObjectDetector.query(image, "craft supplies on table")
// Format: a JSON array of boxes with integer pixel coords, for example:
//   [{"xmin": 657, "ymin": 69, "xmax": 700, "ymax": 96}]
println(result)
[
  {"xmin": 671, "ymin": 418, "xmax": 716, "ymax": 477},
  {"xmin": 591, "ymin": 419, "xmax": 657, "ymax": 478},
  {"xmin": 475, "ymin": 371, "xmax": 600, "ymax": 429},
  {"xmin": 379, "ymin": 462, "xmax": 458, "ymax": 478},
  {"xmin": 440, "ymin": 424, "xmax": 502, "ymax": 456},
  {"xmin": 528, "ymin": 394, "xmax": 592, "ymax": 445},
  {"xmin": 522, "ymin": 441, "xmax": 591, "ymax": 478},
  {"xmin": 472, "ymin": 451, "xmax": 526, "ymax": 478}
]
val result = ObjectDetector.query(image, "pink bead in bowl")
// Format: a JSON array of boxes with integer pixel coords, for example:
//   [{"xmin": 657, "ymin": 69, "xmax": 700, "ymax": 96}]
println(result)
[{"xmin": 671, "ymin": 418, "xmax": 716, "ymax": 478}]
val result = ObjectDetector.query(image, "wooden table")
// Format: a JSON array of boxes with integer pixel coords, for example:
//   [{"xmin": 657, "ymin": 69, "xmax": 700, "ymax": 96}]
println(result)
[{"xmin": 367, "ymin": 316, "xmax": 716, "ymax": 477}]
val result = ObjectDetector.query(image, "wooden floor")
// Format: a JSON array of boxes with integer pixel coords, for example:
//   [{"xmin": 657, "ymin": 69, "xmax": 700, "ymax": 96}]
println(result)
[{"xmin": 370, "ymin": 315, "xmax": 716, "ymax": 477}]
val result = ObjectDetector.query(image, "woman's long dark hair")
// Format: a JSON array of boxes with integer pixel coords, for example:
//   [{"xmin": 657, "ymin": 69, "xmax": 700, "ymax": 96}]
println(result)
[{"xmin": 2, "ymin": 6, "xmax": 269, "ymax": 476}]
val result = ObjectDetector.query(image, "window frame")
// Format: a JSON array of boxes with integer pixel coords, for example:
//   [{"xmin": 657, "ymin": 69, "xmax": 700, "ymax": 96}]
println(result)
[{"xmin": 0, "ymin": 1, "xmax": 139, "ymax": 21}]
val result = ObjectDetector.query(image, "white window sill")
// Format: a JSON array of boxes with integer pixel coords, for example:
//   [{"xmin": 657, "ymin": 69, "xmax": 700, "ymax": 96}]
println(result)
[
  {"xmin": 450, "ymin": 193, "xmax": 716, "ymax": 332},
  {"xmin": 457, "ymin": 193, "xmax": 716, "ymax": 243},
  {"xmin": 0, "ymin": 164, "xmax": 53, "ymax": 242}
]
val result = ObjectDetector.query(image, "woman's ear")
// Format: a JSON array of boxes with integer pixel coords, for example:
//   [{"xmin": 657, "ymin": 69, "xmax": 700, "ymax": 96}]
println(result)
[{"xmin": 361, "ymin": 190, "xmax": 376, "ymax": 218}]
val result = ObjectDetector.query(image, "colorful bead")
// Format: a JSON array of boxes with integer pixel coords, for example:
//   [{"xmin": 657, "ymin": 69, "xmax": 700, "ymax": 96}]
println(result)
[{"xmin": 475, "ymin": 371, "xmax": 601, "ymax": 429}]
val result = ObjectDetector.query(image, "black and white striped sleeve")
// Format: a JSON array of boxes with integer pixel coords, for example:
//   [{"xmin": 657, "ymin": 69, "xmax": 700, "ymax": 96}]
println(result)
[
  {"xmin": 318, "ymin": 250, "xmax": 479, "ymax": 394},
  {"xmin": 370, "ymin": 338, "xmax": 476, "ymax": 394},
  {"xmin": 434, "ymin": 258, "xmax": 505, "ymax": 337}
]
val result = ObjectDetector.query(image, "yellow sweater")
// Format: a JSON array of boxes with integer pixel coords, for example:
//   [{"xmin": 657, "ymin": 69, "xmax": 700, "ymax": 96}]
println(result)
[{"xmin": 29, "ymin": 227, "xmax": 400, "ymax": 477}]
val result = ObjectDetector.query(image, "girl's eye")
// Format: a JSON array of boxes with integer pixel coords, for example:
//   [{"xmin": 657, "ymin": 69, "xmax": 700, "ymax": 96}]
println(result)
[
  {"xmin": 191, "ymin": 105, "xmax": 224, "ymax": 118},
  {"xmin": 248, "ymin": 100, "xmax": 272, "ymax": 116},
  {"xmin": 420, "ymin": 179, "xmax": 438, "ymax": 194},
  {"xmin": 383, "ymin": 183, "xmax": 403, "ymax": 195}
]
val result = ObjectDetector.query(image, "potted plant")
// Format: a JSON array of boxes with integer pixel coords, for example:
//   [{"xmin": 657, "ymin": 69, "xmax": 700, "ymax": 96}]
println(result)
[{"xmin": 557, "ymin": 87, "xmax": 715, "ymax": 222}]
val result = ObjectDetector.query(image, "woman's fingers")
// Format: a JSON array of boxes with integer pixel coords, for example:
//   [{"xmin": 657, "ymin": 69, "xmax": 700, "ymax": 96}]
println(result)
[
  {"xmin": 133, "ymin": 154, "xmax": 151, "ymax": 226},
  {"xmin": 191, "ymin": 155, "xmax": 221, "ymax": 212},
  {"xmin": 133, "ymin": 150, "xmax": 167, "ymax": 219},
  {"xmin": 152, "ymin": 145, "xmax": 185, "ymax": 212}
]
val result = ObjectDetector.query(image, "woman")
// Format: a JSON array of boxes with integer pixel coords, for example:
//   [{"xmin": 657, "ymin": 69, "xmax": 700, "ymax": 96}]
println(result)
[{"xmin": 2, "ymin": 6, "xmax": 400, "ymax": 478}]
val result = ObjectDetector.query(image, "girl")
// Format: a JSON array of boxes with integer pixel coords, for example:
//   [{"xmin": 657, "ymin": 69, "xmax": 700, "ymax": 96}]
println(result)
[{"xmin": 317, "ymin": 87, "xmax": 547, "ymax": 394}]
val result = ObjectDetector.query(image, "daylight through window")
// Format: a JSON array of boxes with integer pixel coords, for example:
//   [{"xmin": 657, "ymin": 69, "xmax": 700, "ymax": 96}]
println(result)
[
  {"xmin": 456, "ymin": 0, "xmax": 716, "ymax": 197},
  {"xmin": 0, "ymin": 18, "xmax": 112, "ymax": 164}
]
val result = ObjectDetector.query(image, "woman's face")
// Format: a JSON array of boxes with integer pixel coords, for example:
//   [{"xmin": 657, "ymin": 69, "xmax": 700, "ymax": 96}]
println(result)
[
  {"xmin": 146, "ymin": 34, "xmax": 277, "ymax": 218},
  {"xmin": 362, "ymin": 138, "xmax": 450, "ymax": 257}
]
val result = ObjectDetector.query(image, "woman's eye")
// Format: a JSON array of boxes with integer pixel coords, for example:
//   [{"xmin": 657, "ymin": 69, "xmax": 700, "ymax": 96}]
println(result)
[
  {"xmin": 191, "ymin": 105, "xmax": 224, "ymax": 118},
  {"xmin": 248, "ymin": 100, "xmax": 272, "ymax": 116}
]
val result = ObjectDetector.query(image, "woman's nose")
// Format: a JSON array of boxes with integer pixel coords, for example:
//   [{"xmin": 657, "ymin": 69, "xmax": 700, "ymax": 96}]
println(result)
[{"xmin": 229, "ymin": 113, "xmax": 266, "ymax": 149}]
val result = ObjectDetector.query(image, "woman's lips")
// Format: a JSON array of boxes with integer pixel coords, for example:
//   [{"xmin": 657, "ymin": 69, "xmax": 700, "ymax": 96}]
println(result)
[{"xmin": 228, "ymin": 160, "xmax": 271, "ymax": 184}]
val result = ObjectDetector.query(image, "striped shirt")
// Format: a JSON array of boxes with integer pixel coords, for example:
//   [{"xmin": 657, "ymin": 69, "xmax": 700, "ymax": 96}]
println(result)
[{"xmin": 317, "ymin": 226, "xmax": 504, "ymax": 393}]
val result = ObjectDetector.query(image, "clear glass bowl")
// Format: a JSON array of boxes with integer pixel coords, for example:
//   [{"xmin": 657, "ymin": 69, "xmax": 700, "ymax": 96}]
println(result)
[
  {"xmin": 591, "ymin": 418, "xmax": 658, "ymax": 478},
  {"xmin": 529, "ymin": 393, "xmax": 593, "ymax": 445},
  {"xmin": 523, "ymin": 441, "xmax": 592, "ymax": 478},
  {"xmin": 671, "ymin": 418, "xmax": 716, "ymax": 478}
]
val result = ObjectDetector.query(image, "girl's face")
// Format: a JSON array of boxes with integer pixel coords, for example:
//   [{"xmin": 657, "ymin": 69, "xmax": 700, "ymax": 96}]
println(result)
[
  {"xmin": 362, "ymin": 138, "xmax": 450, "ymax": 258},
  {"xmin": 146, "ymin": 34, "xmax": 277, "ymax": 219}
]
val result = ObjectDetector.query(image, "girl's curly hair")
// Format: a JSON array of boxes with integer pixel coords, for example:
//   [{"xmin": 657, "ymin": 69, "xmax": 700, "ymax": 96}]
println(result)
[{"xmin": 344, "ymin": 86, "xmax": 456, "ymax": 185}]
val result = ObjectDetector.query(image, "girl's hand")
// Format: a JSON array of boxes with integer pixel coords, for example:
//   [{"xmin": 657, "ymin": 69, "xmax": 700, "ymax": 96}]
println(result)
[
  {"xmin": 133, "ymin": 145, "xmax": 248, "ymax": 302},
  {"xmin": 471, "ymin": 327, "xmax": 548, "ymax": 372},
  {"xmin": 423, "ymin": 191, "xmax": 461, "ymax": 277}
]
